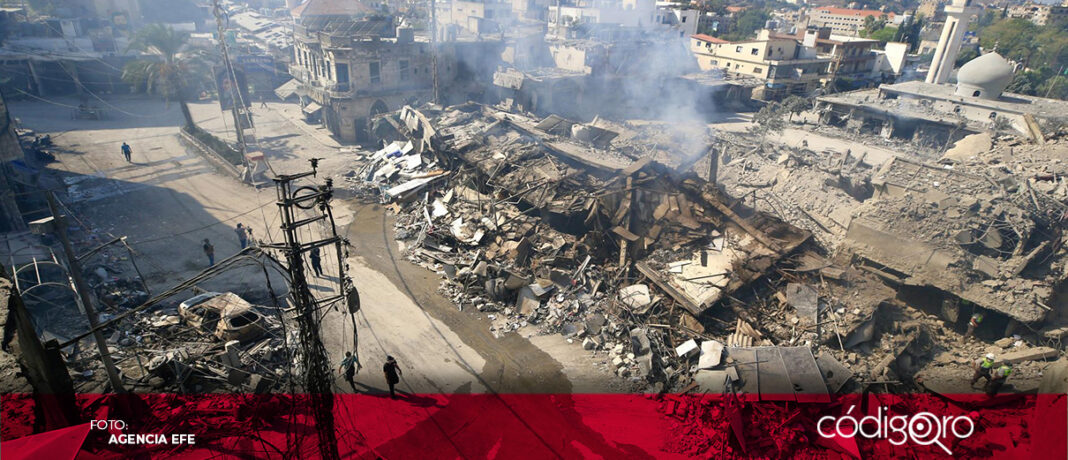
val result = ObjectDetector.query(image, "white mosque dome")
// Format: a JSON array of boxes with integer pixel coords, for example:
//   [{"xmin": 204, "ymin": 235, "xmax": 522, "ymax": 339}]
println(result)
[{"xmin": 954, "ymin": 52, "xmax": 1014, "ymax": 100}]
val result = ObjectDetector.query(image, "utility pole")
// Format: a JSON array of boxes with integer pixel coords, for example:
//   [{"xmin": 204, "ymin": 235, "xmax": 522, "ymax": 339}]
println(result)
[
  {"xmin": 44, "ymin": 192, "xmax": 126, "ymax": 394},
  {"xmin": 431, "ymin": 0, "xmax": 439, "ymax": 104},
  {"xmin": 211, "ymin": 0, "xmax": 251, "ymax": 177},
  {"xmin": 1045, "ymin": 64, "xmax": 1064, "ymax": 99},
  {"xmin": 267, "ymin": 159, "xmax": 351, "ymax": 460}
]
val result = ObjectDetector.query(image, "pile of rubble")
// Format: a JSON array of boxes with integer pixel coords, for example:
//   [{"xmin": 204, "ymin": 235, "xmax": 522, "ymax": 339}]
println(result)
[{"xmin": 344, "ymin": 101, "xmax": 1067, "ymax": 399}]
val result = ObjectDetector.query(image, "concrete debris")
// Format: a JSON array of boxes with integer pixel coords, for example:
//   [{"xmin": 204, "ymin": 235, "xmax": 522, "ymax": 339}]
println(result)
[
  {"xmin": 619, "ymin": 284, "xmax": 653, "ymax": 314},
  {"xmin": 697, "ymin": 340, "xmax": 724, "ymax": 370},
  {"xmin": 676, "ymin": 339, "xmax": 699, "ymax": 358},
  {"xmin": 785, "ymin": 283, "xmax": 819, "ymax": 326},
  {"xmin": 1000, "ymin": 346, "xmax": 1060, "ymax": 364},
  {"xmin": 343, "ymin": 101, "xmax": 1068, "ymax": 397}
]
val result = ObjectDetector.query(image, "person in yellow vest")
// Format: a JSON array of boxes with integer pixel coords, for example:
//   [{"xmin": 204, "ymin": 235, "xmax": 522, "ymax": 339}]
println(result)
[
  {"xmin": 966, "ymin": 311, "xmax": 984, "ymax": 337},
  {"xmin": 985, "ymin": 363, "xmax": 1012, "ymax": 397},
  {"xmin": 971, "ymin": 353, "xmax": 996, "ymax": 386}
]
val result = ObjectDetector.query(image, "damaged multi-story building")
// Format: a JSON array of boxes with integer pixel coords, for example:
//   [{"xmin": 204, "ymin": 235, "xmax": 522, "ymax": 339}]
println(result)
[
  {"xmin": 690, "ymin": 30, "xmax": 831, "ymax": 100},
  {"xmin": 288, "ymin": 0, "xmax": 434, "ymax": 143},
  {"xmin": 288, "ymin": 0, "xmax": 504, "ymax": 143}
]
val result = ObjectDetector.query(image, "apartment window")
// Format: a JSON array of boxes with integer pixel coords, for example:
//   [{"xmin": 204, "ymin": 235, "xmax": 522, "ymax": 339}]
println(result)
[
  {"xmin": 710, "ymin": 60, "xmax": 718, "ymax": 66},
  {"xmin": 754, "ymin": 67, "xmax": 763, "ymax": 74},
  {"xmin": 736, "ymin": 45, "xmax": 743, "ymax": 52},
  {"xmin": 335, "ymin": 63, "xmax": 349, "ymax": 84},
  {"xmin": 751, "ymin": 47, "xmax": 759, "ymax": 55},
  {"xmin": 681, "ymin": 16, "xmax": 687, "ymax": 22},
  {"xmin": 399, "ymin": 60, "xmax": 410, "ymax": 80},
  {"xmin": 369, "ymin": 62, "xmax": 381, "ymax": 84}
]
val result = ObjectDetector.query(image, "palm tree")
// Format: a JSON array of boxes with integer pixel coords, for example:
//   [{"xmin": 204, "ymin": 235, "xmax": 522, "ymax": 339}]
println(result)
[{"xmin": 122, "ymin": 24, "xmax": 203, "ymax": 128}]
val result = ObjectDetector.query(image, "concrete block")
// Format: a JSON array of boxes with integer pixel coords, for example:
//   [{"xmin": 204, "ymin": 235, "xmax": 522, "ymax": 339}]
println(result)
[
  {"xmin": 675, "ymin": 339, "xmax": 699, "ymax": 358},
  {"xmin": 697, "ymin": 340, "xmax": 724, "ymax": 369},
  {"xmin": 1001, "ymin": 346, "xmax": 1060, "ymax": 364}
]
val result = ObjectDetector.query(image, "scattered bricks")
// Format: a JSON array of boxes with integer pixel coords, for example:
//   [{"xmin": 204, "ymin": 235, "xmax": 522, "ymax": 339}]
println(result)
[
  {"xmin": 871, "ymin": 355, "xmax": 896, "ymax": 378},
  {"xmin": 583, "ymin": 338, "xmax": 596, "ymax": 350},
  {"xmin": 1000, "ymin": 346, "xmax": 1060, "ymax": 364},
  {"xmin": 612, "ymin": 356, "xmax": 625, "ymax": 368},
  {"xmin": 994, "ymin": 337, "xmax": 1014, "ymax": 348}
]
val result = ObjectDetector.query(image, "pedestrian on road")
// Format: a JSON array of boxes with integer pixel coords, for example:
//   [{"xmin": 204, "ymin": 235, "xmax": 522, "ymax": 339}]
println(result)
[
  {"xmin": 966, "ymin": 311, "xmax": 984, "ymax": 337},
  {"xmin": 260, "ymin": 97, "xmax": 268, "ymax": 109},
  {"xmin": 383, "ymin": 355, "xmax": 402, "ymax": 399},
  {"xmin": 985, "ymin": 363, "xmax": 1012, "ymax": 397},
  {"xmin": 338, "ymin": 351, "xmax": 361, "ymax": 392},
  {"xmin": 309, "ymin": 246, "xmax": 323, "ymax": 277},
  {"xmin": 203, "ymin": 238, "xmax": 215, "ymax": 266},
  {"xmin": 971, "ymin": 353, "xmax": 996, "ymax": 386},
  {"xmin": 121, "ymin": 142, "xmax": 132, "ymax": 162},
  {"xmin": 235, "ymin": 223, "xmax": 249, "ymax": 249}
]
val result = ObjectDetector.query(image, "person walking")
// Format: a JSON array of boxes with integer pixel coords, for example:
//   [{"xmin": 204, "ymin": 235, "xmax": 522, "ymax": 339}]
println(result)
[
  {"xmin": 985, "ymin": 363, "xmax": 1012, "ymax": 397},
  {"xmin": 338, "ymin": 351, "xmax": 361, "ymax": 392},
  {"xmin": 260, "ymin": 97, "xmax": 268, "ymax": 109},
  {"xmin": 121, "ymin": 142, "xmax": 132, "ymax": 162},
  {"xmin": 971, "ymin": 353, "xmax": 996, "ymax": 386},
  {"xmin": 383, "ymin": 355, "xmax": 402, "ymax": 399},
  {"xmin": 235, "ymin": 223, "xmax": 249, "ymax": 249},
  {"xmin": 202, "ymin": 238, "xmax": 215, "ymax": 266},
  {"xmin": 309, "ymin": 246, "xmax": 323, "ymax": 277}
]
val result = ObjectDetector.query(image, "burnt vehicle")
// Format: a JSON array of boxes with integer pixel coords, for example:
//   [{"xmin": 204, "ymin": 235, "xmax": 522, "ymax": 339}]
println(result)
[{"xmin": 178, "ymin": 292, "xmax": 266, "ymax": 342}]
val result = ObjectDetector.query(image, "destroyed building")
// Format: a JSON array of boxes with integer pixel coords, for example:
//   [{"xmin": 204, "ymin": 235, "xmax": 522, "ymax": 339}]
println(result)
[
  {"xmin": 816, "ymin": 52, "xmax": 1068, "ymax": 146},
  {"xmin": 338, "ymin": 92, "xmax": 1066, "ymax": 402}
]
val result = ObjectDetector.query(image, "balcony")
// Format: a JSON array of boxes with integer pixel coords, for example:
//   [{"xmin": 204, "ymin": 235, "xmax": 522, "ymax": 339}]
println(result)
[{"xmin": 326, "ymin": 82, "xmax": 351, "ymax": 98}]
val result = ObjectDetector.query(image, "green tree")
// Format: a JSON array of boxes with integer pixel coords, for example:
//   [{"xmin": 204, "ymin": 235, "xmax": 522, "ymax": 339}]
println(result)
[
  {"xmin": 780, "ymin": 95, "xmax": 808, "ymax": 122},
  {"xmin": 955, "ymin": 47, "xmax": 979, "ymax": 67},
  {"xmin": 748, "ymin": 102, "xmax": 786, "ymax": 143},
  {"xmin": 723, "ymin": 8, "xmax": 770, "ymax": 41},
  {"xmin": 978, "ymin": 18, "xmax": 1040, "ymax": 65},
  {"xmin": 122, "ymin": 24, "xmax": 202, "ymax": 128},
  {"xmin": 869, "ymin": 26, "xmax": 898, "ymax": 44}
]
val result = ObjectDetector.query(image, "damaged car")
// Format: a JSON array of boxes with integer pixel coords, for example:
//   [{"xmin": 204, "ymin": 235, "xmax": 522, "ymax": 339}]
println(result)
[{"xmin": 178, "ymin": 292, "xmax": 266, "ymax": 342}]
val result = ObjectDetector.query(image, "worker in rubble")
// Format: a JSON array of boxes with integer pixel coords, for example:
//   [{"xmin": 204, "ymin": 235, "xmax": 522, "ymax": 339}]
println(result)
[
  {"xmin": 971, "ymin": 353, "xmax": 996, "ymax": 386},
  {"xmin": 338, "ymin": 351, "xmax": 360, "ymax": 392},
  {"xmin": 202, "ymin": 238, "xmax": 215, "ymax": 266},
  {"xmin": 235, "ymin": 223, "xmax": 249, "ymax": 249},
  {"xmin": 309, "ymin": 246, "xmax": 323, "ymax": 277},
  {"xmin": 966, "ymin": 311, "xmax": 984, "ymax": 337},
  {"xmin": 985, "ymin": 362, "xmax": 1013, "ymax": 397},
  {"xmin": 383, "ymin": 355, "xmax": 402, "ymax": 399}
]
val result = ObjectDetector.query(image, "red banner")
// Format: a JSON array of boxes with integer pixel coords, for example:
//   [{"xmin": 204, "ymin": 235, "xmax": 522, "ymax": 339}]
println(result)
[{"xmin": 2, "ymin": 393, "xmax": 1065, "ymax": 458}]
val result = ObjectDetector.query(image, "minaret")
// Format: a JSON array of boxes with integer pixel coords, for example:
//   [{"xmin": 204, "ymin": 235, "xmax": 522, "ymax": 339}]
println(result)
[{"xmin": 926, "ymin": 0, "xmax": 980, "ymax": 84}]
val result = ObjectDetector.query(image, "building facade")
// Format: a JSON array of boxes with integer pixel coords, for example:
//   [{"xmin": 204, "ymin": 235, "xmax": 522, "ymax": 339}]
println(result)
[
  {"xmin": 290, "ymin": 10, "xmax": 435, "ymax": 143},
  {"xmin": 690, "ymin": 30, "xmax": 830, "ymax": 100},
  {"xmin": 1006, "ymin": 2, "xmax": 1068, "ymax": 26},
  {"xmin": 808, "ymin": 6, "xmax": 895, "ymax": 36},
  {"xmin": 801, "ymin": 28, "xmax": 878, "ymax": 79}
]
